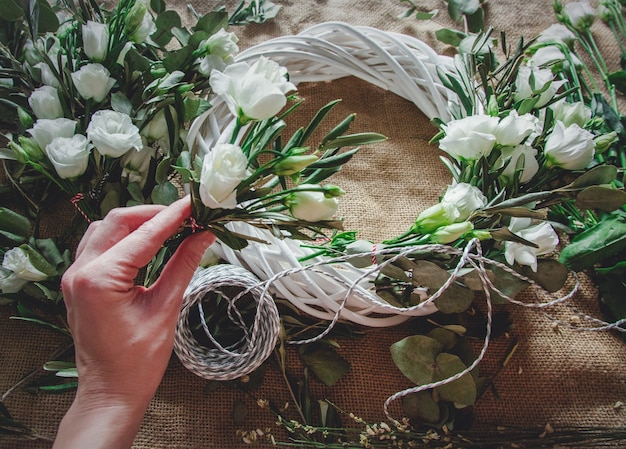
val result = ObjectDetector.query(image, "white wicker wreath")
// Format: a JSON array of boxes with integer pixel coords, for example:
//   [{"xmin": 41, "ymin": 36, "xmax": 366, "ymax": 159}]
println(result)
[{"xmin": 186, "ymin": 22, "xmax": 456, "ymax": 329}]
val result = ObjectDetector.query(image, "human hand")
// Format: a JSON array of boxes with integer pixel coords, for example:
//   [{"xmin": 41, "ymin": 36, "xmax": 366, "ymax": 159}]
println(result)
[{"xmin": 54, "ymin": 197, "xmax": 215, "ymax": 449}]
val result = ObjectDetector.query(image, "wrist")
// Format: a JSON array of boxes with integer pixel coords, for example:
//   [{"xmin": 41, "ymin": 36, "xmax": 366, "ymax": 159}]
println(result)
[{"xmin": 53, "ymin": 388, "xmax": 152, "ymax": 449}]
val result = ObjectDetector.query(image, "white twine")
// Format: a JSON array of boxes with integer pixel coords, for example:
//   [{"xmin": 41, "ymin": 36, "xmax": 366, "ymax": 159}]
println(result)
[
  {"xmin": 174, "ymin": 264, "xmax": 280, "ymax": 381},
  {"xmin": 176, "ymin": 238, "xmax": 626, "ymax": 419}
]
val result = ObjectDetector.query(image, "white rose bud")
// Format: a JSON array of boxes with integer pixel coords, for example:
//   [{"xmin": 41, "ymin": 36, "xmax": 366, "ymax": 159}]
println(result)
[
  {"xmin": 199, "ymin": 143, "xmax": 249, "ymax": 209},
  {"xmin": 544, "ymin": 120, "xmax": 595, "ymax": 170},
  {"xmin": 126, "ymin": 0, "xmax": 156, "ymax": 44},
  {"xmin": 563, "ymin": 1, "xmax": 595, "ymax": 31},
  {"xmin": 71, "ymin": 63, "xmax": 116, "ymax": 103},
  {"xmin": 87, "ymin": 110, "xmax": 143, "ymax": 158},
  {"xmin": 34, "ymin": 62, "xmax": 62, "ymax": 89},
  {"xmin": 196, "ymin": 29, "xmax": 239, "ymax": 75},
  {"xmin": 46, "ymin": 134, "xmax": 92, "ymax": 179},
  {"xmin": 529, "ymin": 46, "xmax": 582, "ymax": 72},
  {"xmin": 82, "ymin": 20, "xmax": 109, "ymax": 62},
  {"xmin": 495, "ymin": 110, "xmax": 537, "ymax": 146},
  {"xmin": 499, "ymin": 144, "xmax": 539, "ymax": 184},
  {"xmin": 439, "ymin": 115, "xmax": 499, "ymax": 162},
  {"xmin": 287, "ymin": 184, "xmax": 340, "ymax": 222},
  {"xmin": 0, "ymin": 267, "xmax": 27, "ymax": 294},
  {"xmin": 27, "ymin": 118, "xmax": 77, "ymax": 152},
  {"xmin": 549, "ymin": 99, "xmax": 591, "ymax": 128},
  {"xmin": 2, "ymin": 247, "xmax": 49, "ymax": 282},
  {"xmin": 209, "ymin": 56, "xmax": 297, "ymax": 122},
  {"xmin": 28, "ymin": 85, "xmax": 63, "ymax": 119},
  {"xmin": 514, "ymin": 65, "xmax": 565, "ymax": 108},
  {"xmin": 122, "ymin": 145, "xmax": 156, "ymax": 187},
  {"xmin": 505, "ymin": 218, "xmax": 559, "ymax": 272},
  {"xmin": 536, "ymin": 24, "xmax": 576, "ymax": 48}
]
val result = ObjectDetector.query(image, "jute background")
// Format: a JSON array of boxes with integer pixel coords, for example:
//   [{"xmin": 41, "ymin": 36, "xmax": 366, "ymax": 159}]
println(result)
[{"xmin": 2, "ymin": 0, "xmax": 626, "ymax": 448}]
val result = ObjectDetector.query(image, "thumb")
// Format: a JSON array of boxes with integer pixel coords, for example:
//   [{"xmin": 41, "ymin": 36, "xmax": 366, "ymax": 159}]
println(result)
[{"xmin": 151, "ymin": 231, "xmax": 216, "ymax": 307}]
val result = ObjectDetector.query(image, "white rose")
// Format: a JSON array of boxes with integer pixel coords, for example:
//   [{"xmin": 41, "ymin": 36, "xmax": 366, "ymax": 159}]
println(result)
[
  {"xmin": 549, "ymin": 99, "xmax": 591, "ymax": 128},
  {"xmin": 199, "ymin": 143, "xmax": 249, "ymax": 209},
  {"xmin": 0, "ymin": 267, "xmax": 27, "ymax": 294},
  {"xmin": 563, "ymin": 1, "xmax": 595, "ymax": 31},
  {"xmin": 196, "ymin": 29, "xmax": 239, "ymax": 75},
  {"xmin": 2, "ymin": 247, "xmax": 49, "ymax": 282},
  {"xmin": 529, "ymin": 46, "xmax": 582, "ymax": 71},
  {"xmin": 536, "ymin": 24, "xmax": 576, "ymax": 48},
  {"xmin": 505, "ymin": 218, "xmax": 559, "ymax": 272},
  {"xmin": 439, "ymin": 115, "xmax": 499, "ymax": 161},
  {"xmin": 27, "ymin": 118, "xmax": 77, "ymax": 152},
  {"xmin": 287, "ymin": 184, "xmax": 339, "ymax": 222},
  {"xmin": 141, "ymin": 107, "xmax": 175, "ymax": 142},
  {"xmin": 495, "ymin": 110, "xmax": 537, "ymax": 146},
  {"xmin": 28, "ymin": 85, "xmax": 63, "ymax": 119},
  {"xmin": 46, "ymin": 134, "xmax": 92, "ymax": 179},
  {"xmin": 34, "ymin": 61, "xmax": 63, "ymax": 89},
  {"xmin": 544, "ymin": 120, "xmax": 595, "ymax": 170},
  {"xmin": 122, "ymin": 145, "xmax": 156, "ymax": 187},
  {"xmin": 499, "ymin": 144, "xmax": 539, "ymax": 184},
  {"xmin": 71, "ymin": 63, "xmax": 116, "ymax": 103},
  {"xmin": 126, "ymin": 1, "xmax": 156, "ymax": 44},
  {"xmin": 82, "ymin": 20, "xmax": 109, "ymax": 62},
  {"xmin": 441, "ymin": 182, "xmax": 488, "ymax": 222},
  {"xmin": 209, "ymin": 56, "xmax": 297, "ymax": 121},
  {"xmin": 87, "ymin": 110, "xmax": 143, "ymax": 158},
  {"xmin": 514, "ymin": 65, "xmax": 565, "ymax": 108}
]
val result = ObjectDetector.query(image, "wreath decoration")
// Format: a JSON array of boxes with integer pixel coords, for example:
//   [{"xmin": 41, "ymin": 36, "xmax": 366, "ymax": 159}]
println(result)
[{"xmin": 175, "ymin": 21, "xmax": 626, "ymax": 423}]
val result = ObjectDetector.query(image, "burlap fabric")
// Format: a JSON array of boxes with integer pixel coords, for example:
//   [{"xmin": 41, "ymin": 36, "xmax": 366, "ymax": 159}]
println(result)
[{"xmin": 2, "ymin": 1, "xmax": 626, "ymax": 448}]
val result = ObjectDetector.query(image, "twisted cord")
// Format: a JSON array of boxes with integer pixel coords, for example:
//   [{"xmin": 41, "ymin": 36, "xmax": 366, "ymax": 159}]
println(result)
[{"xmin": 174, "ymin": 264, "xmax": 280, "ymax": 381}]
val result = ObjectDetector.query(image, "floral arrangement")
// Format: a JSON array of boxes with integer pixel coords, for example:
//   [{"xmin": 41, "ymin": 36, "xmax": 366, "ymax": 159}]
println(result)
[{"xmin": 1, "ymin": 0, "xmax": 626, "ymax": 447}]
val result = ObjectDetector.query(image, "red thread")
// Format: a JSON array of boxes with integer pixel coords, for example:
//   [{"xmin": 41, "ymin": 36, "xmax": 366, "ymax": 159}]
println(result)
[
  {"xmin": 188, "ymin": 216, "xmax": 204, "ymax": 233},
  {"xmin": 71, "ymin": 193, "xmax": 92, "ymax": 224},
  {"xmin": 371, "ymin": 243, "xmax": 378, "ymax": 266}
]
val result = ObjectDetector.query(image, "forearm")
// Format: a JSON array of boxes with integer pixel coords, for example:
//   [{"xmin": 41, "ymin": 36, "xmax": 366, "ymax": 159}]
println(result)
[{"xmin": 53, "ymin": 392, "xmax": 150, "ymax": 449}]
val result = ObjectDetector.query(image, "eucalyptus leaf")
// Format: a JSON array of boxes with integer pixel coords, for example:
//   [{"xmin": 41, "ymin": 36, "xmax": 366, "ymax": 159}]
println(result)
[
  {"xmin": 568, "ymin": 165, "xmax": 618, "ymax": 189},
  {"xmin": 435, "ymin": 28, "xmax": 466, "ymax": 46},
  {"xmin": 195, "ymin": 10, "xmax": 228, "ymax": 34},
  {"xmin": 434, "ymin": 353, "xmax": 476, "ymax": 406},
  {"xmin": 298, "ymin": 343, "xmax": 350, "ymax": 387},
  {"xmin": 151, "ymin": 181, "xmax": 179, "ymax": 205},
  {"xmin": 410, "ymin": 260, "xmax": 473, "ymax": 313},
  {"xmin": 150, "ymin": 0, "xmax": 165, "ymax": 13},
  {"xmin": 390, "ymin": 335, "xmax": 443, "ymax": 385},
  {"xmin": 0, "ymin": 0, "xmax": 24, "ymax": 21},
  {"xmin": 427, "ymin": 328, "xmax": 457, "ymax": 351},
  {"xmin": 402, "ymin": 391, "xmax": 440, "ymax": 423},
  {"xmin": 152, "ymin": 10, "xmax": 181, "ymax": 47},
  {"xmin": 575, "ymin": 186, "xmax": 626, "ymax": 212},
  {"xmin": 416, "ymin": 10, "xmax": 438, "ymax": 20},
  {"xmin": 520, "ymin": 259, "xmax": 568, "ymax": 293},
  {"xmin": 608, "ymin": 70, "xmax": 626, "ymax": 95}
]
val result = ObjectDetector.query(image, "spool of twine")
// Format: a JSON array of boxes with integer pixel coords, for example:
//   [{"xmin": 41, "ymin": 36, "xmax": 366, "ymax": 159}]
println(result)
[{"xmin": 174, "ymin": 264, "xmax": 280, "ymax": 381}]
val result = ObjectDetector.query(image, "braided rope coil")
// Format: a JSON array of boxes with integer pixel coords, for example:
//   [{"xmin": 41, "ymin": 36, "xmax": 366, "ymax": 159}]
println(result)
[
  {"xmin": 174, "ymin": 264, "xmax": 280, "ymax": 381},
  {"xmin": 186, "ymin": 22, "xmax": 455, "ymax": 327}
]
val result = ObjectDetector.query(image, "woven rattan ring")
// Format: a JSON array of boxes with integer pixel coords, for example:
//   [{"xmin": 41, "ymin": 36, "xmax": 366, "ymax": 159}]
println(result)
[{"xmin": 174, "ymin": 264, "xmax": 280, "ymax": 380}]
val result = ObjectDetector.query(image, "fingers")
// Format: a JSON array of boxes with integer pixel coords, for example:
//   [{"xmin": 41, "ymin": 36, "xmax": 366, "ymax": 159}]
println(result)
[
  {"xmin": 75, "ymin": 205, "xmax": 167, "ymax": 262},
  {"xmin": 150, "ymin": 230, "xmax": 216, "ymax": 313},
  {"xmin": 104, "ymin": 197, "xmax": 193, "ymax": 271}
]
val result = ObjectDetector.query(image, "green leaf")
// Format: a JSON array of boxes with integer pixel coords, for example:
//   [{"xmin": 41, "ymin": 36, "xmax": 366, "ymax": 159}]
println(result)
[
  {"xmin": 466, "ymin": 7, "xmax": 485, "ymax": 33},
  {"xmin": 0, "ymin": 0, "xmax": 24, "ymax": 21},
  {"xmin": 22, "ymin": 244, "xmax": 57, "ymax": 277},
  {"xmin": 390, "ymin": 335, "xmax": 443, "ymax": 385},
  {"xmin": 9, "ymin": 316, "xmax": 70, "ymax": 336},
  {"xmin": 575, "ymin": 186, "xmax": 626, "ymax": 212},
  {"xmin": 0, "ymin": 207, "xmax": 31, "ymax": 241},
  {"xmin": 318, "ymin": 132, "xmax": 387, "ymax": 151},
  {"xmin": 151, "ymin": 181, "xmax": 179, "ymax": 205},
  {"xmin": 568, "ymin": 165, "xmax": 618, "ymax": 189},
  {"xmin": 608, "ymin": 70, "xmax": 626, "ymax": 95},
  {"xmin": 163, "ymin": 46, "xmax": 194, "ymax": 73},
  {"xmin": 415, "ymin": 10, "xmax": 438, "ymax": 20},
  {"xmin": 195, "ymin": 11, "xmax": 228, "ymax": 34},
  {"xmin": 298, "ymin": 343, "xmax": 350, "ymax": 387},
  {"xmin": 150, "ymin": 0, "xmax": 166, "ymax": 14},
  {"xmin": 152, "ymin": 10, "xmax": 181, "ymax": 47},
  {"xmin": 433, "ymin": 353, "xmax": 476, "ymax": 406},
  {"xmin": 520, "ymin": 259, "xmax": 568, "ymax": 293},
  {"xmin": 36, "ymin": 0, "xmax": 59, "ymax": 34},
  {"xmin": 409, "ymin": 260, "xmax": 473, "ymax": 313},
  {"xmin": 435, "ymin": 28, "xmax": 466, "ymax": 46},
  {"xmin": 111, "ymin": 92, "xmax": 133, "ymax": 115},
  {"xmin": 559, "ymin": 213, "xmax": 626, "ymax": 271},
  {"xmin": 402, "ymin": 391, "xmax": 440, "ymax": 423}
]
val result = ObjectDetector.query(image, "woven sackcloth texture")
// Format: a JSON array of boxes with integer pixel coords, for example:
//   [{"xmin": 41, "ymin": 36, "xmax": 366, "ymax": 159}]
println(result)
[{"xmin": 2, "ymin": 1, "xmax": 626, "ymax": 448}]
